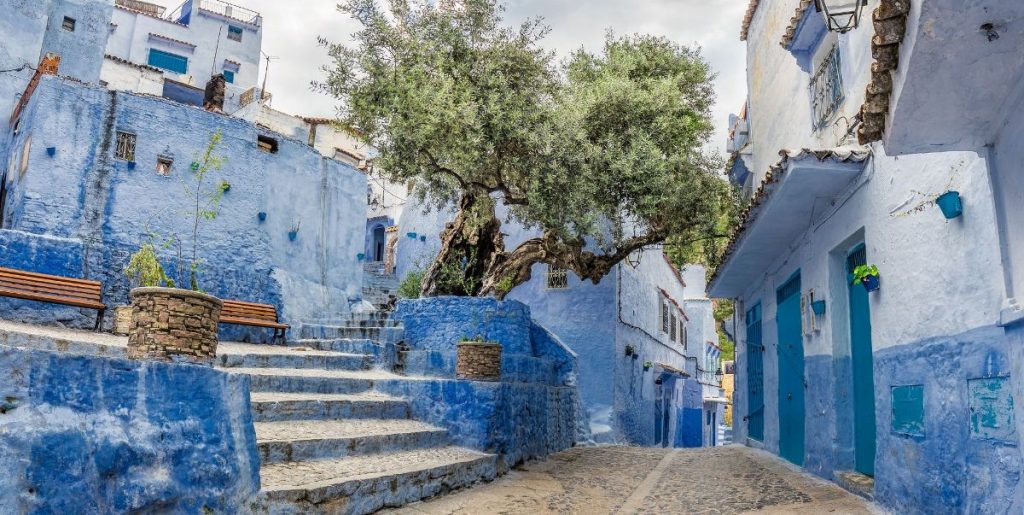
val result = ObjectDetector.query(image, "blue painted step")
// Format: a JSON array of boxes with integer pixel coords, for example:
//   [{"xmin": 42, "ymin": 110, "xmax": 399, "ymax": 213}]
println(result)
[
  {"xmin": 249, "ymin": 392, "xmax": 411, "ymax": 422},
  {"xmin": 217, "ymin": 351, "xmax": 373, "ymax": 371},
  {"xmin": 255, "ymin": 419, "xmax": 449, "ymax": 464}
]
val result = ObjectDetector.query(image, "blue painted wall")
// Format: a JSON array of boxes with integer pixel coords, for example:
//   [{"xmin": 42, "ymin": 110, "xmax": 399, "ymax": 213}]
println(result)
[
  {"xmin": 2, "ymin": 77, "xmax": 367, "ymax": 338},
  {"xmin": 388, "ymin": 297, "xmax": 586, "ymax": 466},
  {"xmin": 0, "ymin": 343, "xmax": 260, "ymax": 513}
]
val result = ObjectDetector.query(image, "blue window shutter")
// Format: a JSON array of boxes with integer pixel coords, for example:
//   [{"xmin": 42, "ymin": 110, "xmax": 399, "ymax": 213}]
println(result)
[
  {"xmin": 148, "ymin": 49, "xmax": 188, "ymax": 74},
  {"xmin": 223, "ymin": 70, "xmax": 235, "ymax": 83}
]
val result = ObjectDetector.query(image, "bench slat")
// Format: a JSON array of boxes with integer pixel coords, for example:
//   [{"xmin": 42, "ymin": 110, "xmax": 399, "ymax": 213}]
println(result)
[
  {"xmin": 221, "ymin": 304, "xmax": 277, "ymax": 314},
  {"xmin": 0, "ymin": 275, "xmax": 102, "ymax": 301},
  {"xmin": 0, "ymin": 267, "xmax": 101, "ymax": 288},
  {"xmin": 0, "ymin": 287, "xmax": 106, "ymax": 310}
]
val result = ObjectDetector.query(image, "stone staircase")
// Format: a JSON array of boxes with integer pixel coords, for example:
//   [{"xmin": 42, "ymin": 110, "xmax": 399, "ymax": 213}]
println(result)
[
  {"xmin": 217, "ymin": 314, "xmax": 498, "ymax": 514},
  {"xmin": 361, "ymin": 263, "xmax": 399, "ymax": 310},
  {"xmin": 717, "ymin": 424, "xmax": 733, "ymax": 446}
]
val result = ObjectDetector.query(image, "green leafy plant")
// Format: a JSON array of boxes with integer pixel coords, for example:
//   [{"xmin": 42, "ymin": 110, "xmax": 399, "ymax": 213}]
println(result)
[
  {"xmin": 851, "ymin": 264, "xmax": 880, "ymax": 285},
  {"xmin": 625, "ymin": 344, "xmax": 635, "ymax": 356},
  {"xmin": 643, "ymin": 360, "xmax": 653, "ymax": 370},
  {"xmin": 180, "ymin": 130, "xmax": 227, "ymax": 291},
  {"xmin": 397, "ymin": 270, "xmax": 425, "ymax": 299},
  {"xmin": 125, "ymin": 234, "xmax": 176, "ymax": 288}
]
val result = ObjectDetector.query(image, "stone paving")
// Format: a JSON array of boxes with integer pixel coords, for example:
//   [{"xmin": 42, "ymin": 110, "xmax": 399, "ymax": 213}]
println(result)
[{"xmin": 388, "ymin": 446, "xmax": 885, "ymax": 515}]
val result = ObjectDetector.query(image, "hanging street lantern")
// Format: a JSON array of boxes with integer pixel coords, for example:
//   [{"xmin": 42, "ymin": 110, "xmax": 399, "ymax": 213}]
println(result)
[
  {"xmin": 814, "ymin": 0, "xmax": 868, "ymax": 34},
  {"xmin": 625, "ymin": 248, "xmax": 643, "ymax": 269},
  {"xmin": 714, "ymin": 366, "xmax": 724, "ymax": 384}
]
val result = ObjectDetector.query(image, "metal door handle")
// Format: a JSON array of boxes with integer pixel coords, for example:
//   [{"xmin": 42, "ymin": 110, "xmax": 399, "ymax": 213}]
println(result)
[{"xmin": 787, "ymin": 392, "xmax": 793, "ymax": 400}]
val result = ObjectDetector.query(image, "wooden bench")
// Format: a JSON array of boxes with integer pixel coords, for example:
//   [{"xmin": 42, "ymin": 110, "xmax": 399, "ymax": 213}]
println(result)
[
  {"xmin": 0, "ymin": 266, "xmax": 106, "ymax": 330},
  {"xmin": 219, "ymin": 299, "xmax": 289, "ymax": 342}
]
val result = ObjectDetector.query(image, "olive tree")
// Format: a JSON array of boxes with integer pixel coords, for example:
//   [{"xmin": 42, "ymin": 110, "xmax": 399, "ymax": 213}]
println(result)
[{"xmin": 319, "ymin": 0, "xmax": 725, "ymax": 298}]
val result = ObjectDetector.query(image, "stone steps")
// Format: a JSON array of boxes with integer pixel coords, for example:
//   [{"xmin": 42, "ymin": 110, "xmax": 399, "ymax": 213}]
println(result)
[
  {"xmin": 226, "ymin": 310, "xmax": 498, "ymax": 513},
  {"xmin": 256, "ymin": 419, "xmax": 449, "ymax": 464},
  {"xmin": 249, "ymin": 392, "xmax": 411, "ymax": 422},
  {"xmin": 299, "ymin": 325, "xmax": 404, "ymax": 342},
  {"xmin": 259, "ymin": 446, "xmax": 498, "ymax": 515}
]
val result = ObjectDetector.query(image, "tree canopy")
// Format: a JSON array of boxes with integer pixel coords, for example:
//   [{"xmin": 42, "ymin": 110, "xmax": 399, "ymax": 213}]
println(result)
[{"xmin": 319, "ymin": 0, "xmax": 727, "ymax": 298}]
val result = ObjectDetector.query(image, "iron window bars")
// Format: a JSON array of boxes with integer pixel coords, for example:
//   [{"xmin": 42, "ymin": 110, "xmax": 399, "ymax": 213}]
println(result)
[{"xmin": 810, "ymin": 45, "xmax": 845, "ymax": 130}]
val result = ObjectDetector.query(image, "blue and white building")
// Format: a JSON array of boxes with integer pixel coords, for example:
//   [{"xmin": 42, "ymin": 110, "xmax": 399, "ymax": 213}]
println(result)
[
  {"xmin": 0, "ymin": 0, "xmax": 369, "ymax": 338},
  {"xmin": 716, "ymin": 0, "xmax": 1024, "ymax": 511},
  {"xmin": 395, "ymin": 199, "xmax": 725, "ymax": 447}
]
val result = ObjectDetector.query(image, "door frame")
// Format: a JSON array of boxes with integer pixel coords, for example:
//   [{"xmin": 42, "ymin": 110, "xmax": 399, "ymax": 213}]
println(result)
[{"xmin": 847, "ymin": 243, "xmax": 876, "ymax": 476}]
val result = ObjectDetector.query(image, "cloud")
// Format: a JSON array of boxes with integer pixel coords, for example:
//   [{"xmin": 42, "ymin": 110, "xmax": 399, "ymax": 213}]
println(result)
[{"xmin": 148, "ymin": 0, "xmax": 746, "ymax": 155}]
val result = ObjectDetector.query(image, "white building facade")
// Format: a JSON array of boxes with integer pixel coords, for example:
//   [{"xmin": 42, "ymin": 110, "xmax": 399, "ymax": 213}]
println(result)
[{"xmin": 715, "ymin": 1, "xmax": 1024, "ymax": 512}]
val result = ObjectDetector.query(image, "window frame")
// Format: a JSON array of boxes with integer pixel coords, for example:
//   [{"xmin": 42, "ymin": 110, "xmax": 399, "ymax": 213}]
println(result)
[
  {"xmin": 156, "ymin": 155, "xmax": 173, "ymax": 176},
  {"xmin": 114, "ymin": 131, "xmax": 136, "ymax": 162},
  {"xmin": 62, "ymin": 16, "xmax": 76, "ymax": 32},
  {"xmin": 227, "ymin": 25, "xmax": 243, "ymax": 42}
]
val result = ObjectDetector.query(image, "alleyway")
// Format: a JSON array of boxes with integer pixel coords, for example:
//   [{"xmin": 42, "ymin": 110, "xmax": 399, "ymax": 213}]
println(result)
[{"xmin": 387, "ymin": 446, "xmax": 881, "ymax": 515}]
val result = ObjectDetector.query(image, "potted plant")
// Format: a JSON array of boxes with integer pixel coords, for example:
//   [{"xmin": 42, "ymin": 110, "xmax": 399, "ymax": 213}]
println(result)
[
  {"xmin": 124, "ymin": 131, "xmax": 227, "ymax": 366},
  {"xmin": 852, "ymin": 264, "xmax": 880, "ymax": 292},
  {"xmin": 288, "ymin": 221, "xmax": 301, "ymax": 241},
  {"xmin": 643, "ymin": 360, "xmax": 652, "ymax": 371},
  {"xmin": 456, "ymin": 335, "xmax": 502, "ymax": 381},
  {"xmin": 935, "ymin": 191, "xmax": 963, "ymax": 219},
  {"xmin": 625, "ymin": 344, "xmax": 635, "ymax": 357}
]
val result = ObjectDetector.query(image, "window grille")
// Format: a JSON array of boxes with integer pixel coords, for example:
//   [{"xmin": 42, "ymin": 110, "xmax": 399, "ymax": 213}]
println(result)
[
  {"xmin": 670, "ymin": 312, "xmax": 677, "ymax": 342},
  {"xmin": 810, "ymin": 45, "xmax": 845, "ymax": 130},
  {"xmin": 227, "ymin": 26, "xmax": 243, "ymax": 42},
  {"xmin": 661, "ymin": 298, "xmax": 670, "ymax": 333},
  {"xmin": 114, "ymin": 131, "xmax": 136, "ymax": 161},
  {"xmin": 62, "ymin": 17, "xmax": 76, "ymax": 32},
  {"xmin": 546, "ymin": 266, "xmax": 568, "ymax": 289},
  {"xmin": 156, "ymin": 156, "xmax": 173, "ymax": 176},
  {"xmin": 681, "ymin": 321, "xmax": 687, "ymax": 349}
]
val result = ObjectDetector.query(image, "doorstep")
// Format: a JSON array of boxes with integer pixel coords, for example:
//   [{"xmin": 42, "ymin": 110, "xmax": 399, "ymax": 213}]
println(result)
[{"xmin": 835, "ymin": 470, "xmax": 875, "ymax": 501}]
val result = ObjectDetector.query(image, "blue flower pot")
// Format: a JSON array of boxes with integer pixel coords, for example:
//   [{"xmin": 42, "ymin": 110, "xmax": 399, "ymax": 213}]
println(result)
[
  {"xmin": 357, "ymin": 253, "xmax": 365, "ymax": 261},
  {"xmin": 419, "ymin": 235, "xmax": 426, "ymax": 242},
  {"xmin": 257, "ymin": 212, "xmax": 267, "ymax": 222},
  {"xmin": 936, "ymin": 191, "xmax": 962, "ymax": 219},
  {"xmin": 46, "ymin": 147, "xmax": 56, "ymax": 157},
  {"xmin": 862, "ymin": 274, "xmax": 880, "ymax": 292},
  {"xmin": 407, "ymin": 232, "xmax": 417, "ymax": 239},
  {"xmin": 811, "ymin": 300, "xmax": 827, "ymax": 316},
  {"xmin": 127, "ymin": 161, "xmax": 136, "ymax": 170},
  {"xmin": 288, "ymin": 231, "xmax": 298, "ymax": 241}
]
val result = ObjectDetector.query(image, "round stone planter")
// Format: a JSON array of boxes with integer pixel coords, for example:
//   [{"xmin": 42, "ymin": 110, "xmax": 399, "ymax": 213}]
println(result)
[
  {"xmin": 127, "ymin": 287, "xmax": 223, "ymax": 366},
  {"xmin": 456, "ymin": 341, "xmax": 502, "ymax": 381},
  {"xmin": 112, "ymin": 305, "xmax": 133, "ymax": 335}
]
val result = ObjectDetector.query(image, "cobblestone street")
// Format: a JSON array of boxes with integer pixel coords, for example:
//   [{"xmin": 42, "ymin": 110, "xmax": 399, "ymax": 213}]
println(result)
[{"xmin": 387, "ymin": 446, "xmax": 883, "ymax": 515}]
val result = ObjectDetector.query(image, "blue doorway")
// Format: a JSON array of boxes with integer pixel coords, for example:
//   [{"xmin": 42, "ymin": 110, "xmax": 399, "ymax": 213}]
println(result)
[
  {"xmin": 746, "ymin": 302, "xmax": 764, "ymax": 441},
  {"xmin": 847, "ymin": 245, "xmax": 876, "ymax": 476},
  {"xmin": 776, "ymin": 273, "xmax": 805, "ymax": 466}
]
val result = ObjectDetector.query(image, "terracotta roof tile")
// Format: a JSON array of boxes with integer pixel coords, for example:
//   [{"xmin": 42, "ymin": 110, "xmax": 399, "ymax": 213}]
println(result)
[
  {"xmin": 857, "ymin": 0, "xmax": 910, "ymax": 144},
  {"xmin": 740, "ymin": 0, "xmax": 761, "ymax": 41},
  {"xmin": 148, "ymin": 32, "xmax": 196, "ymax": 49},
  {"xmin": 780, "ymin": 0, "xmax": 815, "ymax": 48},
  {"xmin": 104, "ymin": 54, "xmax": 163, "ymax": 74}
]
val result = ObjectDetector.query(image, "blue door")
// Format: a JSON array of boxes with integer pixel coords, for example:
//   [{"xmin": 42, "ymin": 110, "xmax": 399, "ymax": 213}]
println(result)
[
  {"xmin": 848, "ymin": 246, "xmax": 876, "ymax": 476},
  {"xmin": 746, "ymin": 303, "xmax": 764, "ymax": 441},
  {"xmin": 776, "ymin": 274, "xmax": 805, "ymax": 466}
]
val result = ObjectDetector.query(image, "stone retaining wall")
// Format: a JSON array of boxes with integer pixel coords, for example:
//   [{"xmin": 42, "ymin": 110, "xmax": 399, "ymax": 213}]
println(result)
[{"xmin": 456, "ymin": 342, "xmax": 502, "ymax": 380}]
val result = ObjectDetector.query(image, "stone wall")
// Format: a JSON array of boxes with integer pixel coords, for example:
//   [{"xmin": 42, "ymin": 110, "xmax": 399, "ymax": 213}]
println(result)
[
  {"xmin": 455, "ymin": 342, "xmax": 501, "ymax": 380},
  {"xmin": 0, "ymin": 343, "xmax": 260, "ymax": 512}
]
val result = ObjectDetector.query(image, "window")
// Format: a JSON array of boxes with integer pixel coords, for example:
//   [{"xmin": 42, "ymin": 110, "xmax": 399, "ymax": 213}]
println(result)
[
  {"xmin": 810, "ymin": 45, "xmax": 844, "ymax": 130},
  {"xmin": 660, "ymin": 296, "xmax": 670, "ymax": 333},
  {"xmin": 222, "ymin": 70, "xmax": 235, "ymax": 84},
  {"xmin": 546, "ymin": 265, "xmax": 568, "ymax": 289},
  {"xmin": 114, "ymin": 131, "xmax": 136, "ymax": 161},
  {"xmin": 147, "ymin": 48, "xmax": 188, "ymax": 74},
  {"xmin": 156, "ymin": 156, "xmax": 173, "ymax": 176},
  {"xmin": 62, "ymin": 16, "xmax": 76, "ymax": 32},
  {"xmin": 669, "ymin": 312, "xmax": 677, "ymax": 342},
  {"xmin": 257, "ymin": 135, "xmax": 278, "ymax": 153},
  {"xmin": 227, "ymin": 25, "xmax": 243, "ymax": 42},
  {"xmin": 681, "ymin": 321, "xmax": 687, "ymax": 350}
]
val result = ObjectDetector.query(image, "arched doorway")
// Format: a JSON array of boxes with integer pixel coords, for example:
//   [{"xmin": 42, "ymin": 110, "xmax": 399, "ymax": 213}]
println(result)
[{"xmin": 372, "ymin": 225, "xmax": 386, "ymax": 262}]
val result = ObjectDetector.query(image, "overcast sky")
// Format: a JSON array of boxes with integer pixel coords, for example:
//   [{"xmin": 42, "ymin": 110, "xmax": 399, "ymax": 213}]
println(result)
[{"xmin": 151, "ymin": 0, "xmax": 748, "ymax": 155}]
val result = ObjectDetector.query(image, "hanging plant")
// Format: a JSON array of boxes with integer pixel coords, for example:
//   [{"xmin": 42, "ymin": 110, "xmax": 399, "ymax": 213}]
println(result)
[
  {"xmin": 288, "ymin": 221, "xmax": 301, "ymax": 241},
  {"xmin": 935, "ymin": 191, "xmax": 962, "ymax": 219},
  {"xmin": 625, "ymin": 344, "xmax": 635, "ymax": 357},
  {"xmin": 643, "ymin": 361, "xmax": 652, "ymax": 371},
  {"xmin": 851, "ymin": 264, "xmax": 880, "ymax": 292}
]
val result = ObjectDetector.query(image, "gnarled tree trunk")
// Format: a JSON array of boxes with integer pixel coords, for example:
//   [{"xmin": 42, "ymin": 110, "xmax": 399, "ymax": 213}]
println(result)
[{"xmin": 420, "ymin": 194, "xmax": 505, "ymax": 297}]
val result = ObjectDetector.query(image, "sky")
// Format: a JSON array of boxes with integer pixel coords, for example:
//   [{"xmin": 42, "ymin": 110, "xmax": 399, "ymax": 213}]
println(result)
[{"xmin": 149, "ymin": 0, "xmax": 748, "ymax": 156}]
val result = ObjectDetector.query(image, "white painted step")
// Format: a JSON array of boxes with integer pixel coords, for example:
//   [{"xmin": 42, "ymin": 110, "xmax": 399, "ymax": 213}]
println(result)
[{"xmin": 255, "ymin": 419, "xmax": 448, "ymax": 463}]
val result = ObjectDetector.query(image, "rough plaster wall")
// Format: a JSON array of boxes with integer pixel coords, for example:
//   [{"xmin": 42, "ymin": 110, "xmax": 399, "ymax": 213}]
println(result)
[
  {"xmin": 5, "ymin": 77, "xmax": 365, "ymax": 329},
  {"xmin": 99, "ymin": 59, "xmax": 165, "ymax": 95},
  {"xmin": 393, "ymin": 195, "xmax": 450, "ymax": 280},
  {"xmin": 745, "ymin": 0, "xmax": 873, "ymax": 180},
  {"xmin": 39, "ymin": 0, "xmax": 113, "ymax": 84},
  {"xmin": 0, "ymin": 343, "xmax": 260, "ymax": 513}
]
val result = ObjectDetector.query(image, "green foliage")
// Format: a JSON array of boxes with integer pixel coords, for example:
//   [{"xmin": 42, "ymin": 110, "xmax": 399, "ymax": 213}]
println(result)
[
  {"xmin": 181, "ymin": 130, "xmax": 227, "ymax": 291},
  {"xmin": 397, "ymin": 270, "xmax": 425, "ymax": 298},
  {"xmin": 665, "ymin": 185, "xmax": 747, "ymax": 278},
  {"xmin": 851, "ymin": 264, "xmax": 880, "ymax": 285},
  {"xmin": 125, "ymin": 235, "xmax": 176, "ymax": 288},
  {"xmin": 436, "ymin": 247, "xmax": 481, "ymax": 296},
  {"xmin": 494, "ymin": 275, "xmax": 515, "ymax": 296},
  {"xmin": 319, "ymin": 0, "xmax": 725, "ymax": 284}
]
